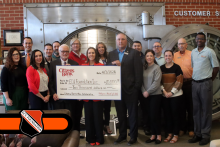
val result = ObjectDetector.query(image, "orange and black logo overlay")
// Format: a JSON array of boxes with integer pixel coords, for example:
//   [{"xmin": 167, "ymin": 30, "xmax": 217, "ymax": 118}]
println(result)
[{"xmin": 0, "ymin": 110, "xmax": 72, "ymax": 138}]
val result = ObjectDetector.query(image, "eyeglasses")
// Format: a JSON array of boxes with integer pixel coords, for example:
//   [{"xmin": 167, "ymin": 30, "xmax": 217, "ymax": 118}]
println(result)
[
  {"xmin": 72, "ymin": 43, "xmax": 79, "ymax": 45},
  {"xmin": 60, "ymin": 51, "xmax": 69, "ymax": 53},
  {"xmin": 12, "ymin": 53, "xmax": 19, "ymax": 56},
  {"xmin": 153, "ymin": 46, "xmax": 161, "ymax": 48},
  {"xmin": 178, "ymin": 43, "xmax": 186, "ymax": 45}
]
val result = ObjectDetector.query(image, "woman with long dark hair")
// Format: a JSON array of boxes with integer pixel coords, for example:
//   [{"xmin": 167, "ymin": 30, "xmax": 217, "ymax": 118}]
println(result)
[
  {"xmin": 1, "ymin": 47, "xmax": 28, "ymax": 110},
  {"xmin": 96, "ymin": 42, "xmax": 112, "ymax": 135},
  {"xmin": 26, "ymin": 49, "xmax": 49, "ymax": 109},
  {"xmin": 161, "ymin": 50, "xmax": 183, "ymax": 144},
  {"xmin": 142, "ymin": 50, "xmax": 162, "ymax": 144},
  {"xmin": 82, "ymin": 47, "xmax": 104, "ymax": 146}
]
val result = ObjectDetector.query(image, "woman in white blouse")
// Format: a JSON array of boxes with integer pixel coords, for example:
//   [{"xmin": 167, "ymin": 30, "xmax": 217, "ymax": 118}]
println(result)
[{"xmin": 26, "ymin": 49, "xmax": 49, "ymax": 109}]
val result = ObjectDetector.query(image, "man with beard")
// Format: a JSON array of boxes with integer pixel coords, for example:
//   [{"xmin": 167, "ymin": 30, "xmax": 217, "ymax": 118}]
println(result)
[
  {"xmin": 188, "ymin": 32, "xmax": 219, "ymax": 145},
  {"xmin": 132, "ymin": 41, "xmax": 151, "ymax": 136},
  {"xmin": 52, "ymin": 41, "xmax": 60, "ymax": 59}
]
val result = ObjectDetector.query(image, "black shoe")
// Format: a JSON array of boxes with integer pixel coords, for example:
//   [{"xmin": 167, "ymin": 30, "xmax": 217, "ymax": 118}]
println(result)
[
  {"xmin": 199, "ymin": 138, "xmax": 210, "ymax": 145},
  {"xmin": 144, "ymin": 128, "xmax": 151, "ymax": 136},
  {"xmin": 145, "ymin": 138, "xmax": 156, "ymax": 143},
  {"xmin": 188, "ymin": 135, "xmax": 202, "ymax": 143},
  {"xmin": 114, "ymin": 137, "xmax": 127, "ymax": 145},
  {"xmin": 127, "ymin": 138, "xmax": 137, "ymax": 146},
  {"xmin": 155, "ymin": 139, "xmax": 162, "ymax": 144}
]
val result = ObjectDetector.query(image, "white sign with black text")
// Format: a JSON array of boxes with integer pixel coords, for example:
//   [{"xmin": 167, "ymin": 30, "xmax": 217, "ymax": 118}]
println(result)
[{"xmin": 56, "ymin": 66, "xmax": 121, "ymax": 100}]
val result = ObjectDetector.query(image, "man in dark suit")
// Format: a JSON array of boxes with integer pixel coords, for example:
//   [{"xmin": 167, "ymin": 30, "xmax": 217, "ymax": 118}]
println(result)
[
  {"xmin": 44, "ymin": 43, "xmax": 56, "ymax": 110},
  {"xmin": 107, "ymin": 33, "xmax": 143, "ymax": 145},
  {"xmin": 49, "ymin": 44, "xmax": 79, "ymax": 130},
  {"xmin": 21, "ymin": 37, "xmax": 33, "ymax": 67}
]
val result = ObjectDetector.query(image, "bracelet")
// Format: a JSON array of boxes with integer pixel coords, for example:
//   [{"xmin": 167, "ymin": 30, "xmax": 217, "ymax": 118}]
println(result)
[{"xmin": 171, "ymin": 92, "xmax": 174, "ymax": 95}]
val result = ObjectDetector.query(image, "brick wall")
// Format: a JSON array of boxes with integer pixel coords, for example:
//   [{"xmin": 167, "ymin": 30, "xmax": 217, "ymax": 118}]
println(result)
[
  {"xmin": 0, "ymin": 0, "xmax": 220, "ymax": 52},
  {"xmin": 0, "ymin": 3, "xmax": 24, "ymax": 51},
  {"xmin": 166, "ymin": 3, "xmax": 220, "ymax": 29}
]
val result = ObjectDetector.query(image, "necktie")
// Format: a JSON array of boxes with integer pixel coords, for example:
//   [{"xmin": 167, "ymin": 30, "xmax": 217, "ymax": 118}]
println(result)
[
  {"xmin": 26, "ymin": 53, "xmax": 30, "ymax": 67},
  {"xmin": 64, "ymin": 62, "xmax": 66, "ymax": 65}
]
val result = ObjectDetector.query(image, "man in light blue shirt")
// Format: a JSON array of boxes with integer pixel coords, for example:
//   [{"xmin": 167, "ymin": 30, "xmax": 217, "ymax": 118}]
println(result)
[
  {"xmin": 189, "ymin": 32, "xmax": 219, "ymax": 146},
  {"xmin": 153, "ymin": 42, "xmax": 165, "ymax": 66},
  {"xmin": 107, "ymin": 33, "xmax": 143, "ymax": 146}
]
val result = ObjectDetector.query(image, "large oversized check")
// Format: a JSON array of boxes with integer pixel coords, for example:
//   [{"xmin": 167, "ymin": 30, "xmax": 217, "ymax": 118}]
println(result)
[{"xmin": 56, "ymin": 66, "xmax": 121, "ymax": 100}]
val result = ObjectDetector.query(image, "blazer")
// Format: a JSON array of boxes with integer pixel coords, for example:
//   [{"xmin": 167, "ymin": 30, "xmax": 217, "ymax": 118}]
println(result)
[
  {"xmin": 21, "ymin": 52, "xmax": 26, "ymax": 67},
  {"xmin": 21, "ymin": 51, "xmax": 32, "ymax": 67},
  {"xmin": 26, "ymin": 65, "xmax": 48, "ymax": 94},
  {"xmin": 44, "ymin": 57, "xmax": 56, "ymax": 75},
  {"xmin": 82, "ymin": 62, "xmax": 104, "ymax": 102},
  {"xmin": 49, "ymin": 59, "xmax": 79, "ymax": 97},
  {"xmin": 107, "ymin": 47, "xmax": 143, "ymax": 101}
]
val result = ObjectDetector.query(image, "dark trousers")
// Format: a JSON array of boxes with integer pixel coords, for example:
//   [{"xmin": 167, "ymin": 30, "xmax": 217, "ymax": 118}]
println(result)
[
  {"xmin": 139, "ymin": 90, "xmax": 150, "ymax": 129},
  {"xmin": 103, "ymin": 100, "xmax": 111, "ymax": 126},
  {"xmin": 29, "ymin": 91, "xmax": 48, "ymax": 110},
  {"xmin": 180, "ymin": 80, "xmax": 194, "ymax": 132},
  {"xmin": 84, "ymin": 101, "xmax": 104, "ymax": 144},
  {"xmin": 115, "ymin": 91, "xmax": 138, "ymax": 139},
  {"xmin": 75, "ymin": 100, "xmax": 84, "ymax": 131},
  {"xmin": 143, "ymin": 95, "xmax": 162, "ymax": 135},
  {"xmin": 48, "ymin": 95, "xmax": 54, "ymax": 110},
  {"xmin": 192, "ymin": 79, "xmax": 213, "ymax": 139},
  {"xmin": 53, "ymin": 99, "xmax": 78, "ymax": 131},
  {"xmin": 163, "ymin": 95, "xmax": 182, "ymax": 135}
]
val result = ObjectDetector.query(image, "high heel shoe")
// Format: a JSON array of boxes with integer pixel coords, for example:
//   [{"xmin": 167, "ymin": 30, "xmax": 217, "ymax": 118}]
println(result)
[
  {"xmin": 90, "ymin": 143, "xmax": 95, "ymax": 146},
  {"xmin": 96, "ymin": 142, "xmax": 100, "ymax": 145}
]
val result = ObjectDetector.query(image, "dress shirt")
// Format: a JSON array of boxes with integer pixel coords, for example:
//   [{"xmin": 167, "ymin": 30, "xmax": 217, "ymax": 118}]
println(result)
[
  {"xmin": 61, "ymin": 59, "xmax": 69, "ymax": 65},
  {"xmin": 155, "ymin": 53, "xmax": 165, "ymax": 66},
  {"xmin": 117, "ymin": 48, "xmax": 126, "ymax": 63}
]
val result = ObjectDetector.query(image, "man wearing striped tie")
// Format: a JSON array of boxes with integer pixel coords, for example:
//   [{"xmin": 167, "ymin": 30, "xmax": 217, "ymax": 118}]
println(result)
[{"xmin": 21, "ymin": 37, "xmax": 33, "ymax": 67}]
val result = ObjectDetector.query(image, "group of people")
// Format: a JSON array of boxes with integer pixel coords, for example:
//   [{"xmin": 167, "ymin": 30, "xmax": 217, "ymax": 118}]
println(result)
[{"xmin": 1, "ymin": 32, "xmax": 219, "ymax": 146}]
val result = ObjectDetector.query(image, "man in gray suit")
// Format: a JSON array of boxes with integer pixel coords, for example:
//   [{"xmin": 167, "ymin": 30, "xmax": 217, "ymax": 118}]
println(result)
[{"xmin": 107, "ymin": 33, "xmax": 143, "ymax": 146}]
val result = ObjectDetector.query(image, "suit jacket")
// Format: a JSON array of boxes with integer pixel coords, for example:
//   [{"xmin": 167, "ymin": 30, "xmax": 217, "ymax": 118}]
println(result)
[
  {"xmin": 107, "ymin": 47, "xmax": 143, "ymax": 101},
  {"xmin": 49, "ymin": 59, "xmax": 79, "ymax": 99},
  {"xmin": 44, "ymin": 57, "xmax": 56, "ymax": 75},
  {"xmin": 21, "ymin": 52, "xmax": 26, "ymax": 67}
]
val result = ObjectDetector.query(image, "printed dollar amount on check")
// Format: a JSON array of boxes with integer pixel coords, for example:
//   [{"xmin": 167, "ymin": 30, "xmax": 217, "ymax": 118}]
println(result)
[{"xmin": 57, "ymin": 66, "xmax": 121, "ymax": 100}]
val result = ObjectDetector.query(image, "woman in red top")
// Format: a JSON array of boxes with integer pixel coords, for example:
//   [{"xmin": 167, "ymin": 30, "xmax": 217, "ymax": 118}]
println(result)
[
  {"xmin": 68, "ymin": 38, "xmax": 87, "ymax": 133},
  {"xmin": 82, "ymin": 47, "xmax": 104, "ymax": 146},
  {"xmin": 26, "ymin": 50, "xmax": 49, "ymax": 109},
  {"xmin": 68, "ymin": 38, "xmax": 87, "ymax": 65}
]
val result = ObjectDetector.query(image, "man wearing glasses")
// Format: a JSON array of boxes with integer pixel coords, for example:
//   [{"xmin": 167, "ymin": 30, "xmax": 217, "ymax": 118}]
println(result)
[
  {"xmin": 49, "ymin": 44, "xmax": 79, "ymax": 130},
  {"xmin": 173, "ymin": 38, "xmax": 194, "ymax": 137},
  {"xmin": 152, "ymin": 42, "xmax": 165, "ymax": 66},
  {"xmin": 189, "ymin": 32, "xmax": 219, "ymax": 145}
]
